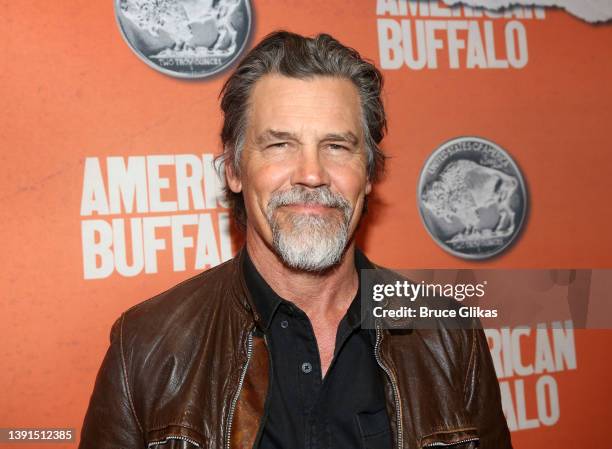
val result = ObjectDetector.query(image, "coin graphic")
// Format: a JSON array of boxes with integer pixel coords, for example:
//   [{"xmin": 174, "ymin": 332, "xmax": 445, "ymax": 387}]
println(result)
[
  {"xmin": 114, "ymin": 0, "xmax": 252, "ymax": 79},
  {"xmin": 417, "ymin": 137, "xmax": 527, "ymax": 259}
]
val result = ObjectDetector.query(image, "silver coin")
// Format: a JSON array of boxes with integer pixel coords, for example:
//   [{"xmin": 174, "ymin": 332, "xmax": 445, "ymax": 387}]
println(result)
[
  {"xmin": 114, "ymin": 0, "xmax": 252, "ymax": 79},
  {"xmin": 417, "ymin": 137, "xmax": 527, "ymax": 259}
]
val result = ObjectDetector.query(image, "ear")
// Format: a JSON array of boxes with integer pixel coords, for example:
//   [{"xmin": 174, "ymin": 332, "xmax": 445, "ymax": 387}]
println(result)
[
  {"xmin": 365, "ymin": 179, "xmax": 372, "ymax": 195},
  {"xmin": 225, "ymin": 158, "xmax": 242, "ymax": 193}
]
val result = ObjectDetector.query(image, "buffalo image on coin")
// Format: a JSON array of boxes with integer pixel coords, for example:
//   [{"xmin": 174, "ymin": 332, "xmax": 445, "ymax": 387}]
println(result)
[
  {"xmin": 418, "ymin": 137, "xmax": 527, "ymax": 259},
  {"xmin": 115, "ymin": 0, "xmax": 252, "ymax": 78}
]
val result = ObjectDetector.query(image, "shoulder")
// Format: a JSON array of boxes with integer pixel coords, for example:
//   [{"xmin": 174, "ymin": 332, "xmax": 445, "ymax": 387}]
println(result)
[
  {"xmin": 126, "ymin": 255, "xmax": 240, "ymax": 321},
  {"xmin": 111, "ymin": 255, "xmax": 247, "ymax": 350}
]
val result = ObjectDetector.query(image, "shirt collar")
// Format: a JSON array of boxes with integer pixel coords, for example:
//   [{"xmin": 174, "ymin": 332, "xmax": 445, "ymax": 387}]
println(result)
[
  {"xmin": 242, "ymin": 248, "xmax": 373, "ymax": 331},
  {"xmin": 242, "ymin": 249, "xmax": 284, "ymax": 330}
]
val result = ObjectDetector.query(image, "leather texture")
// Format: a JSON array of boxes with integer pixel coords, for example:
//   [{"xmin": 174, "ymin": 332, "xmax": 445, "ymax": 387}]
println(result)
[{"xmin": 79, "ymin": 247, "xmax": 512, "ymax": 449}]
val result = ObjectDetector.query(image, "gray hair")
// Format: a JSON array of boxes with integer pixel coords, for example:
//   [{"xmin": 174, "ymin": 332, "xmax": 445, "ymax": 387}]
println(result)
[{"xmin": 215, "ymin": 30, "xmax": 387, "ymax": 228}]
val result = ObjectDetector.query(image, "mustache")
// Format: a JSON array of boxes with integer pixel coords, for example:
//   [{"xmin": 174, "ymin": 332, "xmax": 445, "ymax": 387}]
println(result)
[{"xmin": 267, "ymin": 186, "xmax": 352, "ymax": 214}]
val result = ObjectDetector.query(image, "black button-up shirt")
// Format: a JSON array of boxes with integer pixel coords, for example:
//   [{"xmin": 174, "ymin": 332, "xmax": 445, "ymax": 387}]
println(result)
[{"xmin": 243, "ymin": 249, "xmax": 392, "ymax": 449}]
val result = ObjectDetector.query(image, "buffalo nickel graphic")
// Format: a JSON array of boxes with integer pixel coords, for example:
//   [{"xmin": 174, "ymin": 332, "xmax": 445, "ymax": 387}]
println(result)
[
  {"xmin": 114, "ymin": 0, "xmax": 252, "ymax": 78},
  {"xmin": 417, "ymin": 137, "xmax": 527, "ymax": 259}
]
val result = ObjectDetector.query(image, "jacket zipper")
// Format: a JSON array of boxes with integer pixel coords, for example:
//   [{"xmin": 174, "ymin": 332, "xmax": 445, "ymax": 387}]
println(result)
[
  {"xmin": 423, "ymin": 437, "xmax": 480, "ymax": 447},
  {"xmin": 251, "ymin": 332, "xmax": 272, "ymax": 449},
  {"xmin": 374, "ymin": 323, "xmax": 403, "ymax": 449},
  {"xmin": 225, "ymin": 329, "xmax": 255, "ymax": 449},
  {"xmin": 147, "ymin": 435, "xmax": 201, "ymax": 447}
]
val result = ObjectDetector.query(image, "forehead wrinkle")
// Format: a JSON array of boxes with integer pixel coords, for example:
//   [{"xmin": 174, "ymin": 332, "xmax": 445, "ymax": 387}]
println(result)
[{"xmin": 247, "ymin": 76, "xmax": 365, "ymax": 149}]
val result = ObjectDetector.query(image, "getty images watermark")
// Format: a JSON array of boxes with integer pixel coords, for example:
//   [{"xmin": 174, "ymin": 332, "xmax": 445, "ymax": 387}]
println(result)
[
  {"xmin": 360, "ymin": 269, "xmax": 612, "ymax": 330},
  {"xmin": 371, "ymin": 278, "xmax": 495, "ymax": 320}
]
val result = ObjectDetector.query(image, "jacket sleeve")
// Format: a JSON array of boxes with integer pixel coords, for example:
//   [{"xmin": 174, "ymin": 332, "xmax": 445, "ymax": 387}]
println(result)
[
  {"xmin": 464, "ymin": 328, "xmax": 513, "ymax": 449},
  {"xmin": 79, "ymin": 314, "xmax": 145, "ymax": 449}
]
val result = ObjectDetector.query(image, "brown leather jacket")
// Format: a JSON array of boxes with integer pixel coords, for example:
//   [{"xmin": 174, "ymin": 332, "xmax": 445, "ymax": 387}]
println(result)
[{"xmin": 79, "ymin": 248, "xmax": 512, "ymax": 449}]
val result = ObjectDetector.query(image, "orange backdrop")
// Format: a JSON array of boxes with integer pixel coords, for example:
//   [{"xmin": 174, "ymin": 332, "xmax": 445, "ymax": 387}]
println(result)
[{"xmin": 2, "ymin": 1, "xmax": 612, "ymax": 448}]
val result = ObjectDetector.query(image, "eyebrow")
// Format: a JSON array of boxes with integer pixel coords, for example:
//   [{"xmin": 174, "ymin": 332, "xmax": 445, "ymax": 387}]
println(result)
[
  {"xmin": 321, "ymin": 132, "xmax": 359, "ymax": 146},
  {"xmin": 255, "ymin": 129, "xmax": 299, "ymax": 145},
  {"xmin": 255, "ymin": 129, "xmax": 360, "ymax": 146}
]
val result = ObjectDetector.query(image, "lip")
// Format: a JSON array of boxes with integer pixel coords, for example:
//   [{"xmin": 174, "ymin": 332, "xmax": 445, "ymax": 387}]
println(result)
[{"xmin": 281, "ymin": 203, "xmax": 335, "ymax": 213}]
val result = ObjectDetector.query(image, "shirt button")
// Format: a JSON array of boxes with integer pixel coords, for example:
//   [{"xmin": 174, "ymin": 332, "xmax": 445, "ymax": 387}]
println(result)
[
  {"xmin": 301, "ymin": 362, "xmax": 313, "ymax": 374},
  {"xmin": 280, "ymin": 320, "xmax": 289, "ymax": 329}
]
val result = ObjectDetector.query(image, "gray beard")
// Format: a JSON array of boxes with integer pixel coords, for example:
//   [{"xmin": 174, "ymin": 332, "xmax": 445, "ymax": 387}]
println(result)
[{"xmin": 266, "ymin": 187, "xmax": 353, "ymax": 271}]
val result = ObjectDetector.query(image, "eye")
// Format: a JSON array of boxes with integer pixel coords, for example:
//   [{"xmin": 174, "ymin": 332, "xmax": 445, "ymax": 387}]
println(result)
[
  {"xmin": 327, "ymin": 143, "xmax": 349, "ymax": 151},
  {"xmin": 268, "ymin": 142, "xmax": 289, "ymax": 149}
]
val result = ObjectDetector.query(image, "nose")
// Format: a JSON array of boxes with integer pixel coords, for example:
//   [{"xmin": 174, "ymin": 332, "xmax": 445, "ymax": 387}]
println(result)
[{"xmin": 291, "ymin": 146, "xmax": 330, "ymax": 189}]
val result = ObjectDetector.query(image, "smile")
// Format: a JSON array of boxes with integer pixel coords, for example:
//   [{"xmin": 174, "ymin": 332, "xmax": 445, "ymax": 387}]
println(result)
[{"xmin": 281, "ymin": 203, "xmax": 337, "ymax": 213}]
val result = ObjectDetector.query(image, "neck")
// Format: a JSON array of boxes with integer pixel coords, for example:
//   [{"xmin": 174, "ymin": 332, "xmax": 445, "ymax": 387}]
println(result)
[{"xmin": 245, "ymin": 231, "xmax": 358, "ymax": 317}]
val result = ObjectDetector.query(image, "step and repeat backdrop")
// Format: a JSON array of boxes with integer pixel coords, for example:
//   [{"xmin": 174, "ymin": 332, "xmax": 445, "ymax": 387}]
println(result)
[{"xmin": 2, "ymin": 0, "xmax": 611, "ymax": 448}]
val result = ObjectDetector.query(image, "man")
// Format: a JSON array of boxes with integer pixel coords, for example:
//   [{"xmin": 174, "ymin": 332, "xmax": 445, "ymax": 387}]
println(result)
[{"xmin": 79, "ymin": 31, "xmax": 512, "ymax": 449}]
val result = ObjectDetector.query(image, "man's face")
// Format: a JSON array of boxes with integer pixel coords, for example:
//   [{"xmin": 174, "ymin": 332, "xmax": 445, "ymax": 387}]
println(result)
[{"xmin": 226, "ymin": 74, "xmax": 372, "ymax": 271}]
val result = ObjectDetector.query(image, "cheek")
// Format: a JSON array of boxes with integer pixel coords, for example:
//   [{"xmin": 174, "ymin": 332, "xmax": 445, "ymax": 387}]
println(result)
[
  {"xmin": 331, "ymin": 164, "xmax": 369, "ymax": 201},
  {"xmin": 242, "ymin": 161, "xmax": 292, "ymax": 211}
]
